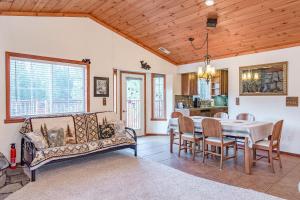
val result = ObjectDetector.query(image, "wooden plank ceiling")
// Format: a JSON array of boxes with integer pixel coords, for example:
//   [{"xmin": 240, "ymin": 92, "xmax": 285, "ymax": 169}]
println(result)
[{"xmin": 1, "ymin": 0, "xmax": 300, "ymax": 65}]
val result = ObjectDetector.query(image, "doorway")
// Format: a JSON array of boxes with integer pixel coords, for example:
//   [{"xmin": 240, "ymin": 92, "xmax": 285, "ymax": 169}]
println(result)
[{"xmin": 120, "ymin": 71, "xmax": 146, "ymax": 136}]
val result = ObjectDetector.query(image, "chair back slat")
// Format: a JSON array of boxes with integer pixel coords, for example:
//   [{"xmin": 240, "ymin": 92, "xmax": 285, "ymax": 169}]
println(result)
[
  {"xmin": 171, "ymin": 112, "xmax": 183, "ymax": 118},
  {"xmin": 236, "ymin": 113, "xmax": 255, "ymax": 121},
  {"xmin": 178, "ymin": 116, "xmax": 194, "ymax": 135},
  {"xmin": 202, "ymin": 118, "xmax": 222, "ymax": 138},
  {"xmin": 271, "ymin": 120, "xmax": 284, "ymax": 143},
  {"xmin": 214, "ymin": 112, "xmax": 229, "ymax": 119}
]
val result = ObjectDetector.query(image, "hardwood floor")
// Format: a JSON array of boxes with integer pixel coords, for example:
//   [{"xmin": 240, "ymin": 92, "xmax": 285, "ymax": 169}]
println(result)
[{"xmin": 134, "ymin": 136, "xmax": 300, "ymax": 200}]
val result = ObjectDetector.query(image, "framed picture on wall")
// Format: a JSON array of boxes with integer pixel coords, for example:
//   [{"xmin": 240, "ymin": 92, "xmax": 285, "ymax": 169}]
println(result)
[
  {"xmin": 239, "ymin": 61, "xmax": 288, "ymax": 96},
  {"xmin": 94, "ymin": 77, "xmax": 109, "ymax": 97}
]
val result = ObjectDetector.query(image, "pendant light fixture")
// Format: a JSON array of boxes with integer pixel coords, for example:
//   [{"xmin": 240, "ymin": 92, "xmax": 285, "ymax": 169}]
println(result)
[{"xmin": 189, "ymin": 32, "xmax": 216, "ymax": 82}]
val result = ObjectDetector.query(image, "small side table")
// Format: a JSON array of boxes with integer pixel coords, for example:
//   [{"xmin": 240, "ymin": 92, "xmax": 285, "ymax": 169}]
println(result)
[{"xmin": 0, "ymin": 153, "xmax": 9, "ymax": 188}]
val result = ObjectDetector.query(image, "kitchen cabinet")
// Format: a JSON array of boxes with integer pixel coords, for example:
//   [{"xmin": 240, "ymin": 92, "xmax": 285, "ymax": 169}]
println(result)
[{"xmin": 181, "ymin": 73, "xmax": 198, "ymax": 95}]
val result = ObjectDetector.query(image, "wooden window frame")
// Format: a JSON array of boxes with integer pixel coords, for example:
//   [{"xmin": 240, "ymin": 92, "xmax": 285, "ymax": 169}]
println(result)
[
  {"xmin": 5, "ymin": 51, "xmax": 90, "ymax": 124},
  {"xmin": 151, "ymin": 73, "xmax": 167, "ymax": 121},
  {"xmin": 113, "ymin": 69, "xmax": 117, "ymax": 113}
]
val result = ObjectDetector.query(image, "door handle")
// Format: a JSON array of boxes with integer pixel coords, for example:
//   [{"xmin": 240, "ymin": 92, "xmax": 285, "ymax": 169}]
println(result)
[{"xmin": 122, "ymin": 110, "xmax": 127, "ymax": 113}]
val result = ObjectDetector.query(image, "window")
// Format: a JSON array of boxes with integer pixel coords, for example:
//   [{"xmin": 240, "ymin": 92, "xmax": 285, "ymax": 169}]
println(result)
[
  {"xmin": 198, "ymin": 79, "xmax": 211, "ymax": 100},
  {"xmin": 151, "ymin": 73, "xmax": 166, "ymax": 120},
  {"xmin": 5, "ymin": 52, "xmax": 90, "ymax": 123}
]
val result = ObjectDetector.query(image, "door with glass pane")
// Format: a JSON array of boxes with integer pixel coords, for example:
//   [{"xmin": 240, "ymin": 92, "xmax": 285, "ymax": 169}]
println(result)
[{"xmin": 121, "ymin": 73, "xmax": 145, "ymax": 136}]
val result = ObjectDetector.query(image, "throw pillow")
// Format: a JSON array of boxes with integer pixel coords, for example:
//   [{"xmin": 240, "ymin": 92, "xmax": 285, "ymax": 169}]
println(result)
[
  {"xmin": 40, "ymin": 123, "xmax": 69, "ymax": 147},
  {"xmin": 47, "ymin": 128, "xmax": 65, "ymax": 148},
  {"xmin": 99, "ymin": 117, "xmax": 115, "ymax": 139},
  {"xmin": 114, "ymin": 120, "xmax": 126, "ymax": 135},
  {"xmin": 25, "ymin": 131, "xmax": 49, "ymax": 150}
]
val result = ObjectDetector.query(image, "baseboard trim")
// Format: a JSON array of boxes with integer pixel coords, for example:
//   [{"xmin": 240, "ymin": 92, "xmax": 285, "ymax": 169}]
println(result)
[
  {"xmin": 145, "ymin": 133, "xmax": 167, "ymax": 136},
  {"xmin": 280, "ymin": 151, "xmax": 300, "ymax": 157}
]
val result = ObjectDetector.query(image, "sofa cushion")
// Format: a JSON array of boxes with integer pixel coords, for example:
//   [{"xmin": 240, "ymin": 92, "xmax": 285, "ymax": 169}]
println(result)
[
  {"xmin": 96, "ymin": 112, "xmax": 119, "ymax": 125},
  {"xmin": 30, "ymin": 116, "xmax": 77, "ymax": 146},
  {"xmin": 43, "ymin": 143, "xmax": 89, "ymax": 159},
  {"xmin": 31, "ymin": 143, "xmax": 90, "ymax": 168},
  {"xmin": 30, "ymin": 134, "xmax": 136, "ymax": 169},
  {"xmin": 73, "ymin": 114, "xmax": 88, "ymax": 144},
  {"xmin": 85, "ymin": 113, "xmax": 99, "ymax": 142},
  {"xmin": 100, "ymin": 134, "xmax": 136, "ymax": 149}
]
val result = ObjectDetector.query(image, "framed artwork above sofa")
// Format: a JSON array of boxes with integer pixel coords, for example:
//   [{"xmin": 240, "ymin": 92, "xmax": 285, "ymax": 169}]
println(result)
[{"xmin": 94, "ymin": 77, "xmax": 109, "ymax": 97}]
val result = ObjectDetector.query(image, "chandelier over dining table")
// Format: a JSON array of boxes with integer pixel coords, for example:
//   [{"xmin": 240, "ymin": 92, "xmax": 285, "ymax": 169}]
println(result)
[{"xmin": 189, "ymin": 32, "xmax": 216, "ymax": 82}]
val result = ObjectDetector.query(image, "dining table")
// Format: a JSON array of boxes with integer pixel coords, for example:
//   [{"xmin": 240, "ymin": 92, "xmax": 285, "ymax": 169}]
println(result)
[{"xmin": 168, "ymin": 116, "xmax": 273, "ymax": 174}]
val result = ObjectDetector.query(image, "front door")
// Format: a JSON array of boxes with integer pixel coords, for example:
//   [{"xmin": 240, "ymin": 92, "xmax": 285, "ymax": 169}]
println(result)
[{"xmin": 121, "ymin": 72, "xmax": 145, "ymax": 136}]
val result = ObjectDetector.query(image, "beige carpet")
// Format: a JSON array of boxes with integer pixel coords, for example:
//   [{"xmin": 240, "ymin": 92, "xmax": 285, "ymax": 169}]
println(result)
[{"xmin": 6, "ymin": 152, "xmax": 282, "ymax": 200}]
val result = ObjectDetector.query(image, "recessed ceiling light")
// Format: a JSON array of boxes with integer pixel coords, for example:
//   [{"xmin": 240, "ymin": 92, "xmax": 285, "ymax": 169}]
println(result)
[
  {"xmin": 158, "ymin": 47, "xmax": 171, "ymax": 55},
  {"xmin": 205, "ymin": 0, "xmax": 214, "ymax": 6}
]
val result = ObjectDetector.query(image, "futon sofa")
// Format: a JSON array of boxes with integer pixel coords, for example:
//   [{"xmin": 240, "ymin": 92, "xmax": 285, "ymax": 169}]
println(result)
[{"xmin": 19, "ymin": 111, "xmax": 137, "ymax": 182}]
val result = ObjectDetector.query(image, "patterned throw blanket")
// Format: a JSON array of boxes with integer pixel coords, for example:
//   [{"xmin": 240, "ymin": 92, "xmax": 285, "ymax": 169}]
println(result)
[{"xmin": 19, "ymin": 111, "xmax": 135, "ymax": 170}]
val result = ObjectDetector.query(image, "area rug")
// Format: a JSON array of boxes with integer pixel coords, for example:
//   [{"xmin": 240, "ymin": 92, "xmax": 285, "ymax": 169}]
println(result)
[{"xmin": 6, "ymin": 152, "xmax": 281, "ymax": 200}]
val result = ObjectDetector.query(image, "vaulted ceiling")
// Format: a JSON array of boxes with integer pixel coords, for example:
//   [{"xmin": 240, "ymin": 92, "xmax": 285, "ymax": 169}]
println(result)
[{"xmin": 1, "ymin": 0, "xmax": 300, "ymax": 65}]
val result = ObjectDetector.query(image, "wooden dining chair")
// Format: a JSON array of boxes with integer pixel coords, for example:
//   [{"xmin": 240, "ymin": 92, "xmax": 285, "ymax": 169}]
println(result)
[
  {"xmin": 253, "ymin": 120, "xmax": 283, "ymax": 173},
  {"xmin": 171, "ymin": 112, "xmax": 183, "ymax": 118},
  {"xmin": 236, "ymin": 113, "xmax": 255, "ymax": 121},
  {"xmin": 169, "ymin": 112, "xmax": 184, "ymax": 153},
  {"xmin": 178, "ymin": 116, "xmax": 203, "ymax": 160},
  {"xmin": 212, "ymin": 112, "xmax": 229, "ymax": 155},
  {"xmin": 214, "ymin": 112, "xmax": 229, "ymax": 119},
  {"xmin": 202, "ymin": 118, "xmax": 237, "ymax": 170}
]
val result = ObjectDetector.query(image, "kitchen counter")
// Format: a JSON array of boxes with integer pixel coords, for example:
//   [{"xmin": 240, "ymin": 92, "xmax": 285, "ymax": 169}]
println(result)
[
  {"xmin": 188, "ymin": 106, "xmax": 228, "ymax": 110},
  {"xmin": 175, "ymin": 106, "xmax": 228, "ymax": 117}
]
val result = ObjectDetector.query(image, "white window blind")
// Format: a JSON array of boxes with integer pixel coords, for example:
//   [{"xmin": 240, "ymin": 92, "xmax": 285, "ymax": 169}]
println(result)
[
  {"xmin": 10, "ymin": 57, "xmax": 87, "ymax": 117},
  {"xmin": 152, "ymin": 74, "xmax": 166, "ymax": 119}
]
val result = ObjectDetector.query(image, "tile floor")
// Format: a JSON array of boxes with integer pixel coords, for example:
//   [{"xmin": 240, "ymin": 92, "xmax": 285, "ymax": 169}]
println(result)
[
  {"xmin": 0, "ymin": 166, "xmax": 30, "ymax": 200},
  {"xmin": 135, "ymin": 136, "xmax": 300, "ymax": 200}
]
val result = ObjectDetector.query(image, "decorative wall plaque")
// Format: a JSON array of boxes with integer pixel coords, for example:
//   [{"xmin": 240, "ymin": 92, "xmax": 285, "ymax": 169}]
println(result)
[{"xmin": 286, "ymin": 97, "xmax": 298, "ymax": 107}]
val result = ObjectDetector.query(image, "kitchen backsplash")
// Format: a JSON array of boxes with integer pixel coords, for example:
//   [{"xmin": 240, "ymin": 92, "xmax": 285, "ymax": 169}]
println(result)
[
  {"xmin": 212, "ymin": 95, "xmax": 228, "ymax": 106},
  {"xmin": 175, "ymin": 95, "xmax": 193, "ymax": 108},
  {"xmin": 175, "ymin": 95, "xmax": 228, "ymax": 108}
]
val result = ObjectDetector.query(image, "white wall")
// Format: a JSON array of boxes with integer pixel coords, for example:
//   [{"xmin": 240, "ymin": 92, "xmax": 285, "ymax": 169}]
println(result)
[
  {"xmin": 0, "ymin": 16, "xmax": 180, "ymax": 160},
  {"xmin": 179, "ymin": 46, "xmax": 300, "ymax": 154}
]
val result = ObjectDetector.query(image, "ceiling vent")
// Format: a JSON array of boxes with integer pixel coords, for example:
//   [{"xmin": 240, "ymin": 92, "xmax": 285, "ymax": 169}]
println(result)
[
  {"xmin": 207, "ymin": 18, "xmax": 218, "ymax": 28},
  {"xmin": 158, "ymin": 47, "xmax": 171, "ymax": 55}
]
